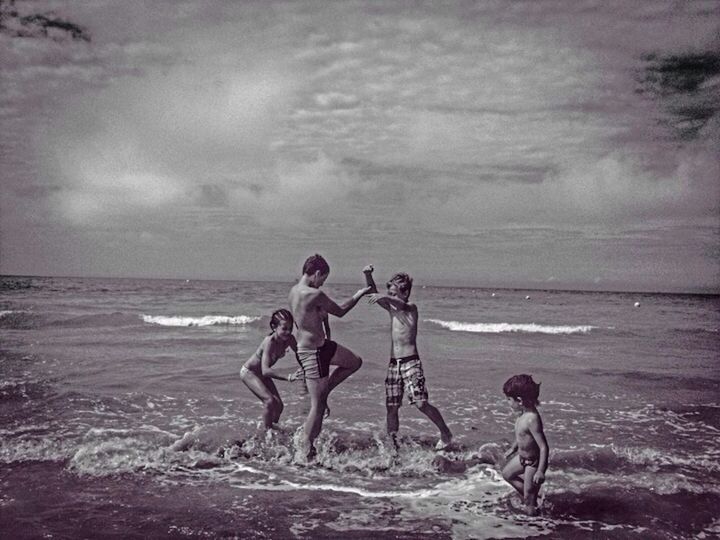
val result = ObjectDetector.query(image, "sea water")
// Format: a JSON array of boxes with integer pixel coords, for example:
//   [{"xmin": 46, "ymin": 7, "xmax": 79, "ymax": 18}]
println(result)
[{"xmin": 1, "ymin": 276, "xmax": 718, "ymax": 539}]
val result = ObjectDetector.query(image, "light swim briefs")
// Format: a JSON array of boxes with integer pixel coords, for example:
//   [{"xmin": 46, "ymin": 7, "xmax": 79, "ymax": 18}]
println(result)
[{"xmin": 296, "ymin": 339, "xmax": 338, "ymax": 379}]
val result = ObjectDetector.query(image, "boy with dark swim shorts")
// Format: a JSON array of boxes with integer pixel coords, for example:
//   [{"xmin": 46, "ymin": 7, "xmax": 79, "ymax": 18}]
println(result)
[
  {"xmin": 366, "ymin": 268, "xmax": 452, "ymax": 450},
  {"xmin": 288, "ymin": 254, "xmax": 373, "ymax": 459},
  {"xmin": 501, "ymin": 374, "xmax": 549, "ymax": 515}
]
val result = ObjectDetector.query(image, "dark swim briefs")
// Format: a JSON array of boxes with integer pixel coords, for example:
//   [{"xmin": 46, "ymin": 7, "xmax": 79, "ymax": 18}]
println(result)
[
  {"xmin": 519, "ymin": 455, "xmax": 539, "ymax": 468},
  {"xmin": 296, "ymin": 339, "xmax": 338, "ymax": 379}
]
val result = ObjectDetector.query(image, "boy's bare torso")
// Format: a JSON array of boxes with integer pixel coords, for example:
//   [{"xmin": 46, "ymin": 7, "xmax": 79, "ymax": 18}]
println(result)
[
  {"xmin": 389, "ymin": 303, "xmax": 419, "ymax": 358},
  {"xmin": 288, "ymin": 283, "xmax": 327, "ymax": 349},
  {"xmin": 515, "ymin": 411, "xmax": 541, "ymax": 459}
]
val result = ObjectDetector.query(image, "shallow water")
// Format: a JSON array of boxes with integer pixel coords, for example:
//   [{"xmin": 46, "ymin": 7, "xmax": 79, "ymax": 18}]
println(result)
[{"xmin": 1, "ymin": 276, "xmax": 719, "ymax": 538}]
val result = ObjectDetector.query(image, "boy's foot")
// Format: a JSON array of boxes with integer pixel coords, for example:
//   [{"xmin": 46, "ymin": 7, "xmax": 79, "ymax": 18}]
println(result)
[
  {"xmin": 523, "ymin": 505, "xmax": 539, "ymax": 517},
  {"xmin": 306, "ymin": 445, "xmax": 317, "ymax": 461},
  {"xmin": 434, "ymin": 435, "xmax": 453, "ymax": 451}
]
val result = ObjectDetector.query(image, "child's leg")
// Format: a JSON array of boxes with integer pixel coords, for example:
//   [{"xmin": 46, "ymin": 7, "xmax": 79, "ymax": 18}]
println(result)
[
  {"xmin": 241, "ymin": 369, "xmax": 278, "ymax": 430},
  {"xmin": 302, "ymin": 377, "xmax": 330, "ymax": 458},
  {"xmin": 501, "ymin": 455, "xmax": 525, "ymax": 495},
  {"xmin": 415, "ymin": 401, "xmax": 452, "ymax": 444},
  {"xmin": 523, "ymin": 465, "xmax": 541, "ymax": 510},
  {"xmin": 265, "ymin": 378, "xmax": 284, "ymax": 424},
  {"xmin": 386, "ymin": 405, "xmax": 400, "ymax": 436},
  {"xmin": 327, "ymin": 342, "xmax": 362, "ymax": 394}
]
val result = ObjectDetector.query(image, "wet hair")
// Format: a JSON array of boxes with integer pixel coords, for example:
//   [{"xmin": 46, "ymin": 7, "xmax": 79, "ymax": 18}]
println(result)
[
  {"xmin": 302, "ymin": 254, "xmax": 330, "ymax": 276},
  {"xmin": 387, "ymin": 272, "xmax": 413, "ymax": 297},
  {"xmin": 503, "ymin": 374, "xmax": 541, "ymax": 407},
  {"xmin": 269, "ymin": 309, "xmax": 294, "ymax": 331}
]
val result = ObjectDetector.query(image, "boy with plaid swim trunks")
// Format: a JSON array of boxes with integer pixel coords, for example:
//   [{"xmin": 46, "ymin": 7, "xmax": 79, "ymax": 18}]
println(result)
[{"xmin": 366, "ymin": 267, "xmax": 452, "ymax": 450}]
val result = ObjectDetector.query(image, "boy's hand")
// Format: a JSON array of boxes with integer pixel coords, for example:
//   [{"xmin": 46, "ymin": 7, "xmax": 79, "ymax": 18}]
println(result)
[
  {"xmin": 362, "ymin": 265, "xmax": 374, "ymax": 274},
  {"xmin": 367, "ymin": 293, "xmax": 381, "ymax": 304},
  {"xmin": 503, "ymin": 448, "xmax": 516, "ymax": 459},
  {"xmin": 533, "ymin": 470, "xmax": 545, "ymax": 485},
  {"xmin": 359, "ymin": 285, "xmax": 374, "ymax": 296}
]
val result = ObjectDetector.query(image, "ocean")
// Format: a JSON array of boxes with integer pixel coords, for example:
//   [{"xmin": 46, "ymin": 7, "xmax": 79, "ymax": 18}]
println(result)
[{"xmin": 1, "ymin": 275, "xmax": 719, "ymax": 539}]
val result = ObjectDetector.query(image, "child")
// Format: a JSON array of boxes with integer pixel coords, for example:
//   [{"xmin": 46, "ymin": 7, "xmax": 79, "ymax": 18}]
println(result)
[
  {"xmin": 366, "ymin": 268, "xmax": 452, "ymax": 450},
  {"xmin": 240, "ymin": 309, "xmax": 302, "ymax": 431},
  {"xmin": 288, "ymin": 254, "xmax": 372, "ymax": 459},
  {"xmin": 501, "ymin": 374, "xmax": 549, "ymax": 515}
]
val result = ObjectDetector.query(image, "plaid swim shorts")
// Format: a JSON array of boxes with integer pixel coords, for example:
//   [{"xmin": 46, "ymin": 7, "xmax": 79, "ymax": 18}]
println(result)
[{"xmin": 385, "ymin": 354, "xmax": 429, "ymax": 407}]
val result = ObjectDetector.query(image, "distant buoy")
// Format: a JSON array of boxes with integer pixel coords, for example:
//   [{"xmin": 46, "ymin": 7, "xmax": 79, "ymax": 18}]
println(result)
[
  {"xmin": 185, "ymin": 279, "xmax": 190, "ymax": 283},
  {"xmin": 634, "ymin": 301, "xmax": 640, "ymax": 307},
  {"xmin": 491, "ymin": 293, "xmax": 496, "ymax": 297},
  {"xmin": 525, "ymin": 295, "xmax": 531, "ymax": 300}
]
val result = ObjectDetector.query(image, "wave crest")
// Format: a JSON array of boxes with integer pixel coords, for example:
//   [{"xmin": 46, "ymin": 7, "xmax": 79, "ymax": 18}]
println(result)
[
  {"xmin": 426, "ymin": 319, "xmax": 597, "ymax": 335},
  {"xmin": 141, "ymin": 314, "xmax": 260, "ymax": 327}
]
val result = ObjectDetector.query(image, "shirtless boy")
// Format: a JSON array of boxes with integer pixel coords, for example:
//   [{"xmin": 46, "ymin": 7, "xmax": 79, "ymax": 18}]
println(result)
[
  {"xmin": 366, "ymin": 268, "xmax": 452, "ymax": 450},
  {"xmin": 288, "ymin": 254, "xmax": 373, "ymax": 459},
  {"xmin": 501, "ymin": 374, "xmax": 550, "ymax": 515}
]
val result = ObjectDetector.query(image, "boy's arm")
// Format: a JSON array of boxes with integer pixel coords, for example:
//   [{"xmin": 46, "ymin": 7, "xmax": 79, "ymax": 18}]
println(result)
[
  {"xmin": 320, "ymin": 287, "xmax": 372, "ymax": 318},
  {"xmin": 363, "ymin": 265, "xmax": 378, "ymax": 294},
  {"xmin": 322, "ymin": 315, "xmax": 331, "ymax": 340},
  {"xmin": 368, "ymin": 295, "xmax": 411, "ymax": 312},
  {"xmin": 529, "ymin": 415, "xmax": 549, "ymax": 484},
  {"xmin": 503, "ymin": 441, "xmax": 519, "ymax": 459}
]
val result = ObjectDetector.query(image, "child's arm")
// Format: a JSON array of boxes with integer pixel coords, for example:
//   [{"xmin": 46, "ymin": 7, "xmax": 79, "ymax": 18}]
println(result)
[
  {"xmin": 363, "ymin": 265, "xmax": 378, "ymax": 294},
  {"xmin": 322, "ymin": 315, "xmax": 331, "ymax": 340},
  {"xmin": 260, "ymin": 339, "xmax": 301, "ymax": 382},
  {"xmin": 368, "ymin": 294, "xmax": 410, "ymax": 313},
  {"xmin": 319, "ymin": 287, "xmax": 372, "ymax": 318},
  {"xmin": 503, "ymin": 441, "xmax": 519, "ymax": 459},
  {"xmin": 529, "ymin": 415, "xmax": 549, "ymax": 484}
]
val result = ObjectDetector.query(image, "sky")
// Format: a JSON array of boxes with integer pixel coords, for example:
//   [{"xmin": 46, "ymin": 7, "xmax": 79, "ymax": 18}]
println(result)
[{"xmin": 1, "ymin": 0, "xmax": 719, "ymax": 292}]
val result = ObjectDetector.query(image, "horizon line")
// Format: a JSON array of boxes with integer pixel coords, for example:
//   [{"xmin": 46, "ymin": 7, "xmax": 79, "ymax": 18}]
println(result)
[{"xmin": 1, "ymin": 272, "xmax": 718, "ymax": 297}]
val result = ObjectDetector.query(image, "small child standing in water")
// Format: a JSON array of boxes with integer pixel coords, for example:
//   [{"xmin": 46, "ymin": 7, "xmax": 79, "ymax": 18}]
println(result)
[
  {"xmin": 240, "ymin": 309, "xmax": 302, "ymax": 431},
  {"xmin": 501, "ymin": 374, "xmax": 549, "ymax": 515}
]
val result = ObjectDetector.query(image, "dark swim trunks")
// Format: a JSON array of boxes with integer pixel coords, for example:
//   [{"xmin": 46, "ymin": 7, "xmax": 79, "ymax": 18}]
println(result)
[
  {"xmin": 519, "ymin": 455, "xmax": 539, "ymax": 468},
  {"xmin": 296, "ymin": 340, "xmax": 338, "ymax": 379}
]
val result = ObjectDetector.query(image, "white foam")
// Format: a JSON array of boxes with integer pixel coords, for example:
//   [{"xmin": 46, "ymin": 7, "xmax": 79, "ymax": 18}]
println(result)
[
  {"xmin": 141, "ymin": 314, "xmax": 260, "ymax": 327},
  {"xmin": 426, "ymin": 319, "xmax": 597, "ymax": 335},
  {"xmin": 0, "ymin": 310, "xmax": 13, "ymax": 317}
]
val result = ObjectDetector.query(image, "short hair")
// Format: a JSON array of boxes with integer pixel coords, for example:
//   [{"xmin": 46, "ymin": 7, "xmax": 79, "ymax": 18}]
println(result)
[
  {"xmin": 302, "ymin": 254, "xmax": 330, "ymax": 276},
  {"xmin": 269, "ymin": 309, "xmax": 294, "ymax": 331},
  {"xmin": 387, "ymin": 272, "xmax": 413, "ymax": 297},
  {"xmin": 503, "ymin": 374, "xmax": 541, "ymax": 407}
]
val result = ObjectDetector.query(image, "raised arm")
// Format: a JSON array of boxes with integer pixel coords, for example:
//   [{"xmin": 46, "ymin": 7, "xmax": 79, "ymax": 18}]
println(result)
[
  {"xmin": 363, "ymin": 265, "xmax": 378, "ymax": 294},
  {"xmin": 319, "ymin": 286, "xmax": 372, "ymax": 318},
  {"xmin": 529, "ymin": 415, "xmax": 549, "ymax": 484}
]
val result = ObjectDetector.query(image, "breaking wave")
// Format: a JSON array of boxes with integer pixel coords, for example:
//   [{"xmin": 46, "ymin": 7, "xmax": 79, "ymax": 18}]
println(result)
[
  {"xmin": 426, "ymin": 319, "xmax": 597, "ymax": 335},
  {"xmin": 141, "ymin": 314, "xmax": 260, "ymax": 327}
]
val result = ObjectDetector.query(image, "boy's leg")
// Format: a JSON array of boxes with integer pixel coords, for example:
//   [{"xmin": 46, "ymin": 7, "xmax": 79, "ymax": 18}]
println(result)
[
  {"xmin": 501, "ymin": 455, "xmax": 525, "ymax": 495},
  {"xmin": 327, "ymin": 342, "xmax": 362, "ymax": 394},
  {"xmin": 385, "ymin": 361, "xmax": 402, "ymax": 446},
  {"xmin": 386, "ymin": 405, "xmax": 400, "ymax": 436},
  {"xmin": 416, "ymin": 401, "xmax": 452, "ymax": 445},
  {"xmin": 404, "ymin": 360, "xmax": 452, "ymax": 445},
  {"xmin": 302, "ymin": 377, "xmax": 330, "ymax": 458},
  {"xmin": 523, "ymin": 465, "xmax": 540, "ymax": 510},
  {"xmin": 241, "ymin": 370, "xmax": 277, "ymax": 430}
]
